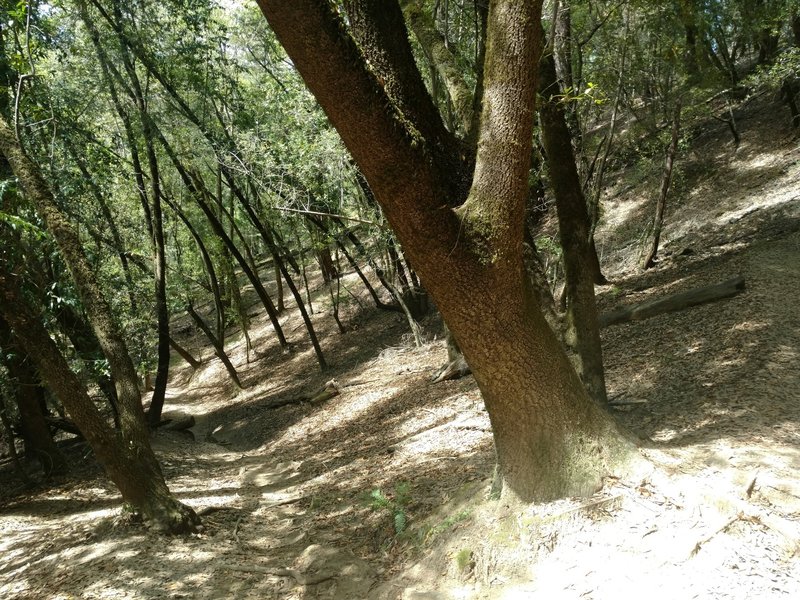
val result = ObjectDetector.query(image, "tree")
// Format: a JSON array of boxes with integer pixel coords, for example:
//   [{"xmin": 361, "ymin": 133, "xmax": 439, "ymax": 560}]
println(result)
[
  {"xmin": 255, "ymin": 0, "xmax": 637, "ymax": 502},
  {"xmin": 0, "ymin": 113, "xmax": 199, "ymax": 533}
]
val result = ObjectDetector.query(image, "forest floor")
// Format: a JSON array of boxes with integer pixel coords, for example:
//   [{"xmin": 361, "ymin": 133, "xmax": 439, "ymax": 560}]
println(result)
[{"xmin": 1, "ymin": 97, "xmax": 800, "ymax": 599}]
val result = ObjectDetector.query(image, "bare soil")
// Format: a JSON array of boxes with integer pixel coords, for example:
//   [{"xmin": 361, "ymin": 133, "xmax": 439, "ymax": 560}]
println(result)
[{"xmin": 1, "ymin": 96, "xmax": 799, "ymax": 599}]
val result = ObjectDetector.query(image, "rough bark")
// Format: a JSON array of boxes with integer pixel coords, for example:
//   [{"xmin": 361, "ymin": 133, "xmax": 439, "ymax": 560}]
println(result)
[
  {"xmin": 53, "ymin": 303, "xmax": 119, "ymax": 423},
  {"xmin": 256, "ymin": 0, "xmax": 637, "ymax": 502},
  {"xmin": 345, "ymin": 0, "xmax": 466, "ymax": 185},
  {"xmin": 0, "ymin": 272, "xmax": 198, "ymax": 532},
  {"xmin": 399, "ymin": 0, "xmax": 474, "ymax": 136}
]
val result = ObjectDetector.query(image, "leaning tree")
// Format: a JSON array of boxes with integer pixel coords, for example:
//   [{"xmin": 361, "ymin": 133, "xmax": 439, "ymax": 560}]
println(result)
[
  {"xmin": 254, "ymin": 0, "xmax": 639, "ymax": 502},
  {"xmin": 0, "ymin": 114, "xmax": 199, "ymax": 533}
]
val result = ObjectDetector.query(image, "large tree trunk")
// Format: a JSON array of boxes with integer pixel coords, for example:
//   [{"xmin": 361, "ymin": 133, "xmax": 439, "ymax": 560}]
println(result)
[
  {"xmin": 256, "ymin": 0, "xmax": 637, "ymax": 502},
  {"xmin": 0, "ymin": 114, "xmax": 198, "ymax": 533}
]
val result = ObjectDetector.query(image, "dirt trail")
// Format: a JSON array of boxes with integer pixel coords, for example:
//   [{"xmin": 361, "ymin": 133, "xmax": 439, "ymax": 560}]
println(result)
[{"xmin": 1, "ymin": 97, "xmax": 799, "ymax": 599}]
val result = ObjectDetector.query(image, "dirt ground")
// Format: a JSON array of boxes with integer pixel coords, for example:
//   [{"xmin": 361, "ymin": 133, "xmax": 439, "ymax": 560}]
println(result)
[{"xmin": 1, "ymin": 96, "xmax": 799, "ymax": 599}]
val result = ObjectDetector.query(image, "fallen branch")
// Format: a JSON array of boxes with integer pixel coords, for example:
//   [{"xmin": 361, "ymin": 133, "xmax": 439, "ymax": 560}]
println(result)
[
  {"xmin": 432, "ymin": 276, "xmax": 747, "ymax": 385},
  {"xmin": 600, "ymin": 275, "xmax": 745, "ymax": 328},
  {"xmin": 265, "ymin": 380, "xmax": 340, "ymax": 410}
]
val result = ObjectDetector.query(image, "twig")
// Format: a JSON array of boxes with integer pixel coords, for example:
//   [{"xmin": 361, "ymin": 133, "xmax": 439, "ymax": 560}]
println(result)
[
  {"xmin": 690, "ymin": 513, "xmax": 743, "ymax": 557},
  {"xmin": 233, "ymin": 515, "xmax": 243, "ymax": 545}
]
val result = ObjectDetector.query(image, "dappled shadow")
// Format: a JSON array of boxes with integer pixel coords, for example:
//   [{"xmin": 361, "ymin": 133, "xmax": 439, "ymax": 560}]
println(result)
[
  {"xmin": 601, "ymin": 225, "xmax": 800, "ymax": 464},
  {"xmin": 0, "ymin": 360, "xmax": 492, "ymax": 599}
]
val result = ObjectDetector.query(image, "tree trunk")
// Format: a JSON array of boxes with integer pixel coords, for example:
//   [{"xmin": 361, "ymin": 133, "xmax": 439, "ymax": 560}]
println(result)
[
  {"xmin": 0, "ymin": 270, "xmax": 198, "ymax": 532},
  {"xmin": 0, "ymin": 317, "xmax": 67, "ymax": 475},
  {"xmin": 793, "ymin": 12, "xmax": 800, "ymax": 47},
  {"xmin": 168, "ymin": 337, "xmax": 200, "ymax": 370},
  {"xmin": 274, "ymin": 262, "xmax": 285, "ymax": 312},
  {"xmin": 186, "ymin": 304, "xmax": 242, "ymax": 389},
  {"xmin": 316, "ymin": 245, "xmax": 338, "ymax": 283},
  {"xmin": 539, "ymin": 45, "xmax": 608, "ymax": 405},
  {"xmin": 163, "ymin": 194, "xmax": 226, "ymax": 345},
  {"xmin": 600, "ymin": 276, "xmax": 746, "ymax": 328},
  {"xmin": 643, "ymin": 100, "xmax": 682, "ymax": 270},
  {"xmin": 0, "ymin": 114, "xmax": 198, "ymax": 533},
  {"xmin": 781, "ymin": 81, "xmax": 800, "ymax": 129},
  {"xmin": 256, "ymin": 0, "xmax": 637, "ymax": 502},
  {"xmin": 53, "ymin": 303, "xmax": 120, "ymax": 424},
  {"xmin": 0, "ymin": 390, "xmax": 30, "ymax": 485},
  {"xmin": 307, "ymin": 214, "xmax": 392, "ymax": 312},
  {"xmin": 398, "ymin": 0, "xmax": 474, "ymax": 136}
]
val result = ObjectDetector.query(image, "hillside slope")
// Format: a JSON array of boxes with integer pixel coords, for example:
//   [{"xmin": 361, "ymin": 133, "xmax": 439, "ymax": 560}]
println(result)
[{"xmin": 1, "ymin": 96, "xmax": 799, "ymax": 600}]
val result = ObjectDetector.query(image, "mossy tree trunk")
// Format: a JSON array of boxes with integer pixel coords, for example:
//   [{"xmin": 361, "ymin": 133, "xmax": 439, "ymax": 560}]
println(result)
[
  {"xmin": 0, "ymin": 277, "xmax": 198, "ymax": 531},
  {"xmin": 256, "ymin": 0, "xmax": 636, "ymax": 501},
  {"xmin": 0, "ymin": 114, "xmax": 198, "ymax": 533}
]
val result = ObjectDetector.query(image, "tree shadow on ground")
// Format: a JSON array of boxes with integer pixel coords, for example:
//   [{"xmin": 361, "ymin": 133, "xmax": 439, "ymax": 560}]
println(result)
[{"xmin": 601, "ymin": 224, "xmax": 800, "ymax": 460}]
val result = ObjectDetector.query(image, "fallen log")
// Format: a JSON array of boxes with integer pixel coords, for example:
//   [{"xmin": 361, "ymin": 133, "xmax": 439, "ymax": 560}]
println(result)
[
  {"xmin": 265, "ymin": 379, "xmax": 340, "ymax": 410},
  {"xmin": 599, "ymin": 275, "xmax": 745, "ymax": 328},
  {"xmin": 156, "ymin": 411, "xmax": 196, "ymax": 432}
]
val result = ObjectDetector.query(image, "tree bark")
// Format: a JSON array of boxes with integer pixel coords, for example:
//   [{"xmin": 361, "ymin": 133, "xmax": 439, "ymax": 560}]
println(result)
[
  {"xmin": 163, "ymin": 194, "xmax": 226, "ymax": 347},
  {"xmin": 256, "ymin": 0, "xmax": 637, "ymax": 502},
  {"xmin": 0, "ymin": 271, "xmax": 198, "ymax": 532},
  {"xmin": 53, "ymin": 302, "xmax": 120, "ymax": 424},
  {"xmin": 398, "ymin": 0, "xmax": 475, "ymax": 137},
  {"xmin": 793, "ymin": 12, "xmax": 800, "ymax": 47},
  {"xmin": 168, "ymin": 336, "xmax": 200, "ymax": 370},
  {"xmin": 110, "ymin": 0, "xmax": 171, "ymax": 427},
  {"xmin": 600, "ymin": 276, "xmax": 745, "ymax": 328},
  {"xmin": 186, "ymin": 304, "xmax": 242, "ymax": 389}
]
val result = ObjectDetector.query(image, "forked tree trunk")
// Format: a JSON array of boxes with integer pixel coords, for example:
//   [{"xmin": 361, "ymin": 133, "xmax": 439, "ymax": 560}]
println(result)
[
  {"xmin": 257, "ymin": 0, "xmax": 637, "ymax": 502},
  {"xmin": 0, "ymin": 114, "xmax": 198, "ymax": 532},
  {"xmin": 186, "ymin": 304, "xmax": 242, "ymax": 389}
]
